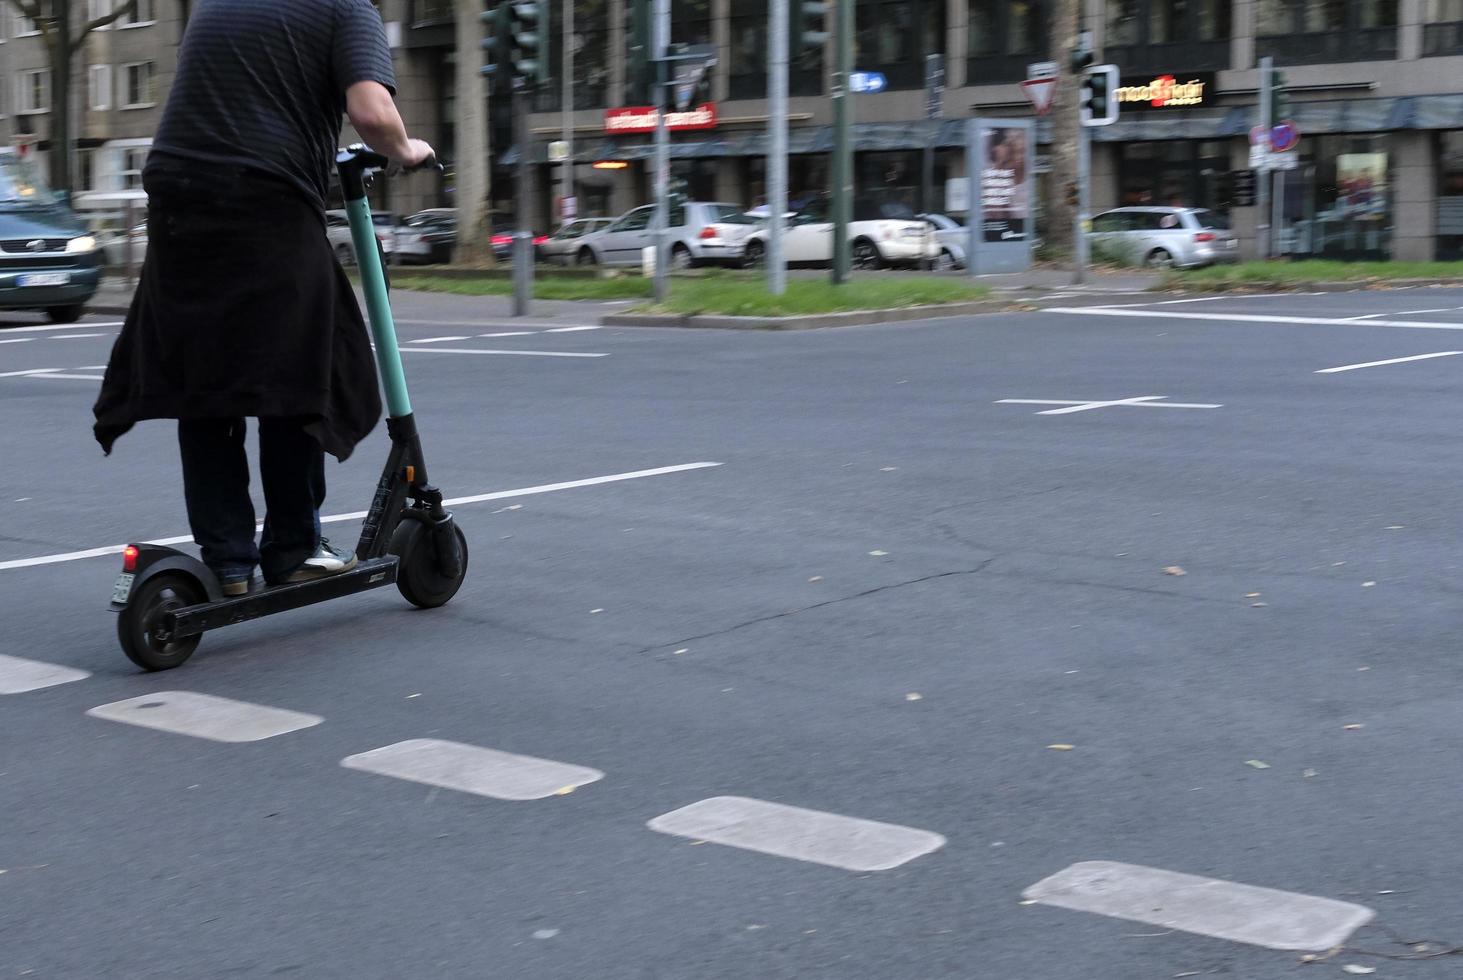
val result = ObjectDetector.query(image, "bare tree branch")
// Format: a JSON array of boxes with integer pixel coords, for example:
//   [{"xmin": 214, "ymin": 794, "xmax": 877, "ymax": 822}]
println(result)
[{"xmin": 76, "ymin": 0, "xmax": 141, "ymax": 50}]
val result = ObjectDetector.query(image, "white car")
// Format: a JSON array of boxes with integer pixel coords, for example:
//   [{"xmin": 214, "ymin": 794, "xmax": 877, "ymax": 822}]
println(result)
[
  {"xmin": 743, "ymin": 199, "xmax": 938, "ymax": 270},
  {"xmin": 573, "ymin": 202, "xmax": 758, "ymax": 269},
  {"xmin": 325, "ymin": 209, "xmax": 397, "ymax": 265},
  {"xmin": 537, "ymin": 217, "xmax": 613, "ymax": 265},
  {"xmin": 918, "ymin": 213, "xmax": 969, "ymax": 271}
]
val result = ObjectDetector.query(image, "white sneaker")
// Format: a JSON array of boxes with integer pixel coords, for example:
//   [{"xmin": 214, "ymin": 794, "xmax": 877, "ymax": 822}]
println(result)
[{"xmin": 284, "ymin": 538, "xmax": 358, "ymax": 583}]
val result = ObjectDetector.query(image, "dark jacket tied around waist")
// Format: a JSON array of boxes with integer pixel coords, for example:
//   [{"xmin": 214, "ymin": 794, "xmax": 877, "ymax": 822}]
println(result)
[{"xmin": 92, "ymin": 156, "xmax": 382, "ymax": 461}]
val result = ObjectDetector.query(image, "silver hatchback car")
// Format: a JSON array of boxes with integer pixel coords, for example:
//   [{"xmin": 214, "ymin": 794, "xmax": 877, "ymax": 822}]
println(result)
[
  {"xmin": 1089, "ymin": 207, "xmax": 1239, "ymax": 269},
  {"xmin": 575, "ymin": 202, "xmax": 758, "ymax": 269}
]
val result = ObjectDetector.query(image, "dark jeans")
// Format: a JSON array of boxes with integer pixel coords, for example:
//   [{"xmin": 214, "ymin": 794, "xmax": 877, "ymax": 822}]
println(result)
[{"xmin": 178, "ymin": 417, "xmax": 325, "ymax": 585}]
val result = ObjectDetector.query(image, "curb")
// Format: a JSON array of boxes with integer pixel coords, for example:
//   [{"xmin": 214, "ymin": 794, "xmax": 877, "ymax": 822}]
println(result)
[
  {"xmin": 1158, "ymin": 277, "xmax": 1463, "ymax": 294},
  {"xmin": 600, "ymin": 300, "xmax": 1013, "ymax": 330}
]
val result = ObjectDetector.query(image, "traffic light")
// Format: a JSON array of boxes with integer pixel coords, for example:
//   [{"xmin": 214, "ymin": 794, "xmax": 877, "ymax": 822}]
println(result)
[
  {"xmin": 480, "ymin": 1, "xmax": 550, "ymax": 87},
  {"xmin": 1268, "ymin": 67, "xmax": 1290, "ymax": 124},
  {"xmin": 1080, "ymin": 65, "xmax": 1120, "ymax": 127},
  {"xmin": 1071, "ymin": 41, "xmax": 1093, "ymax": 74},
  {"xmin": 793, "ymin": 0, "xmax": 829, "ymax": 58},
  {"xmin": 627, "ymin": 0, "xmax": 651, "ymax": 105},
  {"xmin": 480, "ymin": 1, "xmax": 512, "ymax": 82}
]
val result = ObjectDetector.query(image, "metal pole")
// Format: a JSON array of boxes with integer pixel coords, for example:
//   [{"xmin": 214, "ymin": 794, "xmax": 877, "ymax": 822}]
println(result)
[
  {"xmin": 562, "ymin": 0, "xmax": 574, "ymax": 223},
  {"xmin": 966, "ymin": 118, "xmax": 981, "ymax": 279},
  {"xmin": 1272, "ymin": 169, "xmax": 1284, "ymax": 257},
  {"xmin": 513, "ymin": 78, "xmax": 532, "ymax": 316},
  {"xmin": 830, "ymin": 0, "xmax": 852, "ymax": 284},
  {"xmin": 767, "ymin": 0, "xmax": 788, "ymax": 295},
  {"xmin": 652, "ymin": 0, "xmax": 669, "ymax": 302},
  {"xmin": 1257, "ymin": 56, "xmax": 1272, "ymax": 260},
  {"xmin": 1074, "ymin": 121, "xmax": 1089, "ymax": 285}
]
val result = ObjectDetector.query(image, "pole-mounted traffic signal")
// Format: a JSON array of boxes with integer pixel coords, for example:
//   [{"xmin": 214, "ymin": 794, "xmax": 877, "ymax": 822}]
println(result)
[
  {"xmin": 627, "ymin": 0, "xmax": 651, "ymax": 105},
  {"xmin": 480, "ymin": 1, "xmax": 550, "ymax": 87},
  {"xmin": 1268, "ymin": 67, "xmax": 1290, "ymax": 124},
  {"xmin": 1080, "ymin": 65, "xmax": 1120, "ymax": 127},
  {"xmin": 793, "ymin": 0, "xmax": 828, "ymax": 58}
]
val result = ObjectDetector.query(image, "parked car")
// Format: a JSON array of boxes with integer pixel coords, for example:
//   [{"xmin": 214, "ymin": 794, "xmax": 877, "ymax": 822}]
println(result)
[
  {"xmin": 0, "ymin": 151, "xmax": 102, "ymax": 323},
  {"xmin": 743, "ymin": 198, "xmax": 938, "ymax": 270},
  {"xmin": 325, "ymin": 209, "xmax": 397, "ymax": 265},
  {"xmin": 1088, "ymin": 206, "xmax": 1239, "ymax": 269},
  {"xmin": 573, "ymin": 202, "xmax": 758, "ymax": 269},
  {"xmin": 538, "ymin": 217, "xmax": 613, "ymax": 265},
  {"xmin": 490, "ymin": 226, "xmax": 550, "ymax": 262},
  {"xmin": 396, "ymin": 210, "xmax": 457, "ymax": 265},
  {"xmin": 918, "ymin": 213, "xmax": 968, "ymax": 271}
]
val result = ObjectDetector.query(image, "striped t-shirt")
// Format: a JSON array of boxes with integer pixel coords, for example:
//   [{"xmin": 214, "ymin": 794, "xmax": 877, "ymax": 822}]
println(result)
[{"xmin": 151, "ymin": 0, "xmax": 397, "ymax": 210}]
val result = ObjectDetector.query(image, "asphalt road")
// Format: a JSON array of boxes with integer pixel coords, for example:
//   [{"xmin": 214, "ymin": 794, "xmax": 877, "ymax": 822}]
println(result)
[{"xmin": 6, "ymin": 287, "xmax": 1463, "ymax": 978}]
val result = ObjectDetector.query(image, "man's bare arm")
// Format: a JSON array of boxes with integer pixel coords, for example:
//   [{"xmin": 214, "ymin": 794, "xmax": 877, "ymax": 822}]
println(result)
[{"xmin": 346, "ymin": 81, "xmax": 433, "ymax": 166}]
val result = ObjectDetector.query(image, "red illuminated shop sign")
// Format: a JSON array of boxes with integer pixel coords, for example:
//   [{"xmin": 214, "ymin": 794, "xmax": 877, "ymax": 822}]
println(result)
[{"xmin": 604, "ymin": 104, "xmax": 718, "ymax": 134}]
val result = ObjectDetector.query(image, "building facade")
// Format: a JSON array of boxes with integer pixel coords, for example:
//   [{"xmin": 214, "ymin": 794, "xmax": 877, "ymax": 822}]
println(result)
[{"xmin": 7, "ymin": 0, "xmax": 1463, "ymax": 260}]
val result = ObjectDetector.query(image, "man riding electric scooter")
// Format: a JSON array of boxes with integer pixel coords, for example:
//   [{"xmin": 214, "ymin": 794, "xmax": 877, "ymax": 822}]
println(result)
[{"xmin": 93, "ymin": 0, "xmax": 434, "ymax": 596}]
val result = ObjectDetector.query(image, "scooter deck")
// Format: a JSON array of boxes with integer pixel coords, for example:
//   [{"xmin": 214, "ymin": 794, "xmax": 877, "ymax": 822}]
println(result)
[{"xmin": 167, "ymin": 557, "xmax": 399, "ymax": 639}]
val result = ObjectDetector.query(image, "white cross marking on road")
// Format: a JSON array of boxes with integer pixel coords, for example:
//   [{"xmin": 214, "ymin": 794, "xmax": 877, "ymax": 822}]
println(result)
[{"xmin": 996, "ymin": 395, "xmax": 1223, "ymax": 415}]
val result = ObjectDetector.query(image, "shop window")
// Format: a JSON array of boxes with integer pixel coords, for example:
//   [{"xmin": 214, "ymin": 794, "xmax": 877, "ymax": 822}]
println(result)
[
  {"xmin": 1276, "ymin": 134, "xmax": 1391, "ymax": 259},
  {"xmin": 1105, "ymin": 0, "xmax": 1232, "ymax": 71},
  {"xmin": 1118, "ymin": 140, "xmax": 1230, "ymax": 212},
  {"xmin": 1256, "ymin": 0, "xmax": 1397, "ymax": 63},
  {"xmin": 856, "ymin": 0, "xmax": 945, "ymax": 90},
  {"xmin": 967, "ymin": 0, "xmax": 1045, "ymax": 83},
  {"xmin": 1436, "ymin": 133, "xmax": 1463, "ymax": 259}
]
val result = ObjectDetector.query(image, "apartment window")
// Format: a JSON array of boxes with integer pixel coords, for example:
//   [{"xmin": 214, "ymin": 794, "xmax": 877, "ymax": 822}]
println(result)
[
  {"xmin": 410, "ymin": 0, "xmax": 452, "ymax": 24},
  {"xmin": 119, "ymin": 0, "xmax": 156, "ymax": 27},
  {"xmin": 1105, "ymin": 0, "xmax": 1232, "ymax": 70},
  {"xmin": 967, "ymin": 0, "xmax": 1045, "ymax": 83},
  {"xmin": 1257, "ymin": 0, "xmax": 1397, "ymax": 62},
  {"xmin": 121, "ymin": 147, "xmax": 148, "ymax": 189},
  {"xmin": 1423, "ymin": 0, "xmax": 1463, "ymax": 52},
  {"xmin": 729, "ymin": 0, "xmax": 823, "ymax": 99},
  {"xmin": 572, "ymin": 0, "xmax": 609, "ymax": 109},
  {"xmin": 123, "ymin": 62, "xmax": 156, "ymax": 107},
  {"xmin": 17, "ymin": 1, "xmax": 48, "ymax": 36},
  {"xmin": 0, "ymin": 76, "xmax": 6, "ymax": 118},
  {"xmin": 77, "ymin": 149, "xmax": 96, "ymax": 191},
  {"xmin": 19, "ymin": 70, "xmax": 49, "ymax": 114},
  {"xmin": 89, "ymin": 0, "xmax": 111, "ymax": 27},
  {"xmin": 856, "ymin": 0, "xmax": 945, "ymax": 89},
  {"xmin": 89, "ymin": 64, "xmax": 112, "ymax": 110}
]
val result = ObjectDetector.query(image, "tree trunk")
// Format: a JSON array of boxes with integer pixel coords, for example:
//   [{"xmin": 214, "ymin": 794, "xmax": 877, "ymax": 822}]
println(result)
[
  {"xmin": 48, "ymin": 21, "xmax": 73, "ymax": 198},
  {"xmin": 453, "ymin": 0, "xmax": 494, "ymax": 266},
  {"xmin": 1044, "ymin": 0, "xmax": 1080, "ymax": 256}
]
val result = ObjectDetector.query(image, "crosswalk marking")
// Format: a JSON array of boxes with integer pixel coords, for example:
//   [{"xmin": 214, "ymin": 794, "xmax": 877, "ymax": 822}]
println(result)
[
  {"xmin": 1022, "ymin": 861, "xmax": 1375, "ymax": 952},
  {"xmin": 0, "ymin": 653, "xmax": 90, "ymax": 694},
  {"xmin": 648, "ymin": 796, "xmax": 946, "ymax": 872},
  {"xmin": 86, "ymin": 691, "xmax": 323, "ymax": 743},
  {"xmin": 341, "ymin": 739, "xmax": 604, "ymax": 800}
]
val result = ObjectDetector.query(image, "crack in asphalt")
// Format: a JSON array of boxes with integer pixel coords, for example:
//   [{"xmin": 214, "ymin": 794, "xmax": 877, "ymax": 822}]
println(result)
[{"xmin": 638, "ymin": 557, "xmax": 1004, "ymax": 655}]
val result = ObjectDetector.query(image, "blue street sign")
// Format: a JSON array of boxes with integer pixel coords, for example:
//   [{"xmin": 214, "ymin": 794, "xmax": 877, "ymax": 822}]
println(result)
[{"xmin": 849, "ymin": 71, "xmax": 887, "ymax": 94}]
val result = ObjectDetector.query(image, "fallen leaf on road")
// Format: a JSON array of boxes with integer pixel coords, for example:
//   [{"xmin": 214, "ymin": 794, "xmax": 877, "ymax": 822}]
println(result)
[
  {"xmin": 1342, "ymin": 966, "xmax": 1376, "ymax": 975},
  {"xmin": 1246, "ymin": 592, "xmax": 1261, "ymax": 598},
  {"xmin": 1362, "ymin": 581, "xmax": 1376, "ymax": 588},
  {"xmin": 673, "ymin": 648, "xmax": 688, "ymax": 655},
  {"xmin": 905, "ymin": 692, "xmax": 923, "ymax": 701},
  {"xmin": 808, "ymin": 576, "xmax": 823, "ymax": 582},
  {"xmin": 1164, "ymin": 566, "xmax": 1187, "ymax": 576},
  {"xmin": 1303, "ymin": 769, "xmax": 1319, "ymax": 778},
  {"xmin": 1358, "ymin": 666, "xmax": 1371, "ymax": 671},
  {"xmin": 1245, "ymin": 759, "xmax": 1271, "ymax": 769},
  {"xmin": 1252, "ymin": 602, "xmax": 1268, "ymax": 608},
  {"xmin": 1018, "ymin": 899, "xmax": 1038, "ymax": 906},
  {"xmin": 1385, "ymin": 525, "xmax": 1405, "ymax": 530},
  {"xmin": 869, "ymin": 550, "xmax": 889, "ymax": 557},
  {"xmin": 1344, "ymin": 724, "xmax": 1365, "ymax": 731},
  {"xmin": 880, "ymin": 467, "xmax": 898, "ymax": 472},
  {"xmin": 554, "ymin": 786, "xmax": 576, "ymax": 796},
  {"xmin": 590, "ymin": 608, "xmax": 604, "ymax": 614},
  {"xmin": 1047, "ymin": 744, "xmax": 1075, "ymax": 751}
]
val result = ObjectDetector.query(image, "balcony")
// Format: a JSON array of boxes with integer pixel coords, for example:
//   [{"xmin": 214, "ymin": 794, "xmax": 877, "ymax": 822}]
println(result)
[
  {"xmin": 411, "ymin": 0, "xmax": 452, "ymax": 25},
  {"xmin": 1424, "ymin": 21, "xmax": 1463, "ymax": 56},
  {"xmin": 1104, "ymin": 39, "xmax": 1231, "ymax": 73},
  {"xmin": 1256, "ymin": 26, "xmax": 1398, "ymax": 64}
]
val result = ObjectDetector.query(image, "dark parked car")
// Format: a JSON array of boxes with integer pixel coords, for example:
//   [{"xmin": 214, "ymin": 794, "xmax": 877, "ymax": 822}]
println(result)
[{"xmin": 0, "ymin": 151, "xmax": 102, "ymax": 323}]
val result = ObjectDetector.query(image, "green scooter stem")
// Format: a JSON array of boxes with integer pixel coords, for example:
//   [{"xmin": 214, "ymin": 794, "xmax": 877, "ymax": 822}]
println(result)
[{"xmin": 345, "ymin": 196, "xmax": 413, "ymax": 419}]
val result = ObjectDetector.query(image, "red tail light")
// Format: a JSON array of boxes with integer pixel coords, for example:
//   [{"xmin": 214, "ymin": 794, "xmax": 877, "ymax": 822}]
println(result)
[
  {"xmin": 122, "ymin": 545, "xmax": 139, "ymax": 572},
  {"xmin": 490, "ymin": 234, "xmax": 511, "ymax": 246},
  {"xmin": 698, "ymin": 226, "xmax": 718, "ymax": 240},
  {"xmin": 533, "ymin": 235, "xmax": 549, "ymax": 246},
  {"xmin": 1195, "ymin": 232, "xmax": 1216, "ymax": 243}
]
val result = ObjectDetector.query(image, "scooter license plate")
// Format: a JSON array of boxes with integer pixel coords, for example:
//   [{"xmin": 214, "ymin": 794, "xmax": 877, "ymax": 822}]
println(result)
[{"xmin": 112, "ymin": 572, "xmax": 135, "ymax": 604}]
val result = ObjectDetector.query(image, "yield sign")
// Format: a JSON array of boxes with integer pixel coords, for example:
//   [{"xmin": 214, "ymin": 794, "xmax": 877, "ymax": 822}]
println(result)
[{"xmin": 1020, "ymin": 76, "xmax": 1058, "ymax": 116}]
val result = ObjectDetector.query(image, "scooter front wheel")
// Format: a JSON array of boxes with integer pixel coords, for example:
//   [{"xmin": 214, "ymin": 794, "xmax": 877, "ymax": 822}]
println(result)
[
  {"xmin": 118, "ymin": 573, "xmax": 205, "ymax": 671},
  {"xmin": 390, "ymin": 520, "xmax": 469, "ymax": 609}
]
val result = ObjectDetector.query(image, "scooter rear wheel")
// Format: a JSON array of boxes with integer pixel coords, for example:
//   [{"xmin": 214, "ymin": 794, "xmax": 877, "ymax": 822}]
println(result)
[
  {"xmin": 118, "ymin": 573, "xmax": 205, "ymax": 671},
  {"xmin": 390, "ymin": 520, "xmax": 469, "ymax": 609}
]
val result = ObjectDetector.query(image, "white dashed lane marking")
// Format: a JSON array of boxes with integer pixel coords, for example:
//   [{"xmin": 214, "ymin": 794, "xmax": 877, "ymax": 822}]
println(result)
[
  {"xmin": 400, "ymin": 346, "xmax": 608, "ymax": 359},
  {"xmin": 1315, "ymin": 351, "xmax": 1463, "ymax": 373},
  {"xmin": 648, "ymin": 796, "xmax": 946, "ymax": 872},
  {"xmin": 1022, "ymin": 861, "xmax": 1375, "ymax": 952},
  {"xmin": 0, "ymin": 653, "xmax": 90, "ymax": 694},
  {"xmin": 405, "ymin": 335, "xmax": 471, "ymax": 343},
  {"xmin": 341, "ymin": 739, "xmax": 604, "ymax": 801},
  {"xmin": 86, "ymin": 692, "xmax": 323, "ymax": 742}
]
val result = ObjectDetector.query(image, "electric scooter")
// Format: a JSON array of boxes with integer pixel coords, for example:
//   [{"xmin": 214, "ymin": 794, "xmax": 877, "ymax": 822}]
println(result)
[{"xmin": 109, "ymin": 146, "xmax": 468, "ymax": 671}]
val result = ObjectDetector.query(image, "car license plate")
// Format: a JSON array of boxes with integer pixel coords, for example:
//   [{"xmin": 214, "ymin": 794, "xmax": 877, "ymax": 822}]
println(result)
[
  {"xmin": 112, "ymin": 572, "xmax": 135, "ymax": 604},
  {"xmin": 17, "ymin": 272, "xmax": 69, "ymax": 287}
]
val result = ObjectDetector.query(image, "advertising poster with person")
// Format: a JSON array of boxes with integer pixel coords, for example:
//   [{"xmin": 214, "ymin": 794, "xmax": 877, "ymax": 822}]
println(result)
[
  {"xmin": 982, "ymin": 127, "xmax": 1029, "ymax": 243},
  {"xmin": 1336, "ymin": 153, "xmax": 1387, "ymax": 219}
]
